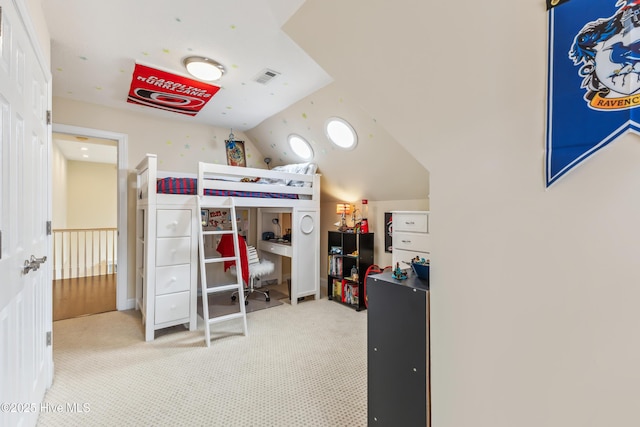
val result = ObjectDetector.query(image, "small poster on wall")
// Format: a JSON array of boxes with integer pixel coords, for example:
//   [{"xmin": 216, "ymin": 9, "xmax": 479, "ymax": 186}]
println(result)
[
  {"xmin": 384, "ymin": 212, "xmax": 392, "ymax": 253},
  {"xmin": 226, "ymin": 140, "xmax": 246, "ymax": 167}
]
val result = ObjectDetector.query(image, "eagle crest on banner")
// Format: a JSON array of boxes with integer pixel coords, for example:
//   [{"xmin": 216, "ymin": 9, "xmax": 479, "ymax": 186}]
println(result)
[{"xmin": 546, "ymin": 0, "xmax": 640, "ymax": 186}]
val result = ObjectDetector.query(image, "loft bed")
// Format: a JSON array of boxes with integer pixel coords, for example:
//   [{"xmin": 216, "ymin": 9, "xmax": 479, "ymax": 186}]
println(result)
[
  {"xmin": 137, "ymin": 154, "xmax": 321, "ymax": 208},
  {"xmin": 135, "ymin": 153, "xmax": 321, "ymax": 340}
]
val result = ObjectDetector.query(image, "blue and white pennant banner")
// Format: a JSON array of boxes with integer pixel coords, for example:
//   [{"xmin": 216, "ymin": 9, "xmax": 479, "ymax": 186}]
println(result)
[{"xmin": 546, "ymin": 0, "xmax": 640, "ymax": 186}]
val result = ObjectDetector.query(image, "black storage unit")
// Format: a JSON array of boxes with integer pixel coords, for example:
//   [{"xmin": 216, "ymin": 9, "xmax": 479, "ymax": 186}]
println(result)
[
  {"xmin": 367, "ymin": 271, "xmax": 430, "ymax": 426},
  {"xmin": 327, "ymin": 231, "xmax": 373, "ymax": 311}
]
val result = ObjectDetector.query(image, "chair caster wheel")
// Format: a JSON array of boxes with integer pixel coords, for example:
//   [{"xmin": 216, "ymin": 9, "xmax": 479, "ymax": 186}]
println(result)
[
  {"xmin": 231, "ymin": 295, "xmax": 237, "ymax": 301},
  {"xmin": 266, "ymin": 297, "xmax": 271, "ymax": 302},
  {"xmin": 245, "ymin": 300, "xmax": 249, "ymax": 306}
]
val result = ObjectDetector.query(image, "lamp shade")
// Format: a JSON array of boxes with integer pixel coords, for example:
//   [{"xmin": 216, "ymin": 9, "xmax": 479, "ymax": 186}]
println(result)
[
  {"xmin": 336, "ymin": 203, "xmax": 352, "ymax": 215},
  {"xmin": 183, "ymin": 56, "xmax": 225, "ymax": 81}
]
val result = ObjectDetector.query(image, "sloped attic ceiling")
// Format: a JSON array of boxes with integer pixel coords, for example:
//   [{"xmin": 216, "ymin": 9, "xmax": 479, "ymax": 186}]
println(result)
[
  {"xmin": 247, "ymin": 82, "xmax": 429, "ymax": 202},
  {"xmin": 42, "ymin": 0, "xmax": 429, "ymax": 203}
]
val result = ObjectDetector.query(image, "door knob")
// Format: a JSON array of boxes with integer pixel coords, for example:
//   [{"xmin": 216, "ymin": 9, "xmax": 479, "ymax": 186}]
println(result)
[
  {"xmin": 22, "ymin": 259, "xmax": 39, "ymax": 274},
  {"xmin": 31, "ymin": 255, "xmax": 47, "ymax": 264}
]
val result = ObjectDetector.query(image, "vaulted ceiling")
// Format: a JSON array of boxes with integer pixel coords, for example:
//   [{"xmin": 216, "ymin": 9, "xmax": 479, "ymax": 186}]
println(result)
[{"xmin": 43, "ymin": 0, "xmax": 429, "ymax": 202}]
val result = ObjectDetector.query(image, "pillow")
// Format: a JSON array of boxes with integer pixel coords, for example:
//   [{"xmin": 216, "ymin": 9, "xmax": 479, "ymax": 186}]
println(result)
[{"xmin": 260, "ymin": 162, "xmax": 316, "ymax": 186}]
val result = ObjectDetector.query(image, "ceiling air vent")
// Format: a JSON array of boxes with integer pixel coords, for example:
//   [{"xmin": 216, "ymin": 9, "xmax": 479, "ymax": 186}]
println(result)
[{"xmin": 254, "ymin": 68, "xmax": 281, "ymax": 85}]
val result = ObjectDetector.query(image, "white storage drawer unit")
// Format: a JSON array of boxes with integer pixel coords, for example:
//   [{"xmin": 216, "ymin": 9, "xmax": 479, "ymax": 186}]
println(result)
[
  {"xmin": 157, "ymin": 209, "xmax": 192, "ymax": 237},
  {"xmin": 155, "ymin": 291, "xmax": 190, "ymax": 324},
  {"xmin": 137, "ymin": 205, "xmax": 198, "ymax": 341},
  {"xmin": 155, "ymin": 264, "xmax": 191, "ymax": 296},
  {"xmin": 258, "ymin": 239, "xmax": 293, "ymax": 257},
  {"xmin": 156, "ymin": 237, "xmax": 191, "ymax": 266},
  {"xmin": 394, "ymin": 212, "xmax": 429, "ymax": 234},
  {"xmin": 392, "ymin": 211, "xmax": 430, "ymax": 269},
  {"xmin": 393, "ymin": 231, "xmax": 430, "ymax": 252}
]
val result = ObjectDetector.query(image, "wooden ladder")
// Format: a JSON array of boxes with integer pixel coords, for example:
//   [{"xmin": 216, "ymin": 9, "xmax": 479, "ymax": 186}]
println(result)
[{"xmin": 196, "ymin": 196, "xmax": 248, "ymax": 347}]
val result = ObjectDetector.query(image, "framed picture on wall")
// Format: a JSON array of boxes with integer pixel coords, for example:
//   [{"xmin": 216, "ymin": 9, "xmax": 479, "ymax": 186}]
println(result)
[
  {"xmin": 226, "ymin": 140, "xmax": 246, "ymax": 167},
  {"xmin": 385, "ymin": 212, "xmax": 393, "ymax": 253}
]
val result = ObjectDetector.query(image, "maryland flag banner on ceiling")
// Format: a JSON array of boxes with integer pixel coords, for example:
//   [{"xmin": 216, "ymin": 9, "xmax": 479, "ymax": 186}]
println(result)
[
  {"xmin": 127, "ymin": 63, "xmax": 220, "ymax": 116},
  {"xmin": 546, "ymin": 0, "xmax": 640, "ymax": 186}
]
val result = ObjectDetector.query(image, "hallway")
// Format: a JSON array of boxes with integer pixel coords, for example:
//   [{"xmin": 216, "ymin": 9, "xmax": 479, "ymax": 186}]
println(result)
[{"xmin": 53, "ymin": 274, "xmax": 116, "ymax": 321}]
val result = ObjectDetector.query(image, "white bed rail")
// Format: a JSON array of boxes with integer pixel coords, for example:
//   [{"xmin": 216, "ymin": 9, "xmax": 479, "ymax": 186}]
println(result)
[
  {"xmin": 197, "ymin": 162, "xmax": 316, "ymax": 199},
  {"xmin": 135, "ymin": 153, "xmax": 157, "ymax": 205}
]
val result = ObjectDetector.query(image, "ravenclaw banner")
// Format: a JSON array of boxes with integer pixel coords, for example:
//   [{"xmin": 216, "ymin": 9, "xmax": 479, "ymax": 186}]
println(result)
[{"xmin": 546, "ymin": 0, "xmax": 640, "ymax": 186}]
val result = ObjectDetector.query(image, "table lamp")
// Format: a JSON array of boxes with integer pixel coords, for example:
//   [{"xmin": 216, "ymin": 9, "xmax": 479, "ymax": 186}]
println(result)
[{"xmin": 336, "ymin": 203, "xmax": 352, "ymax": 231}]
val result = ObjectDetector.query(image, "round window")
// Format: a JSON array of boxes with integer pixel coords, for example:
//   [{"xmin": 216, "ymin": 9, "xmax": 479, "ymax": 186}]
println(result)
[
  {"xmin": 288, "ymin": 134, "xmax": 314, "ymax": 160},
  {"xmin": 325, "ymin": 117, "xmax": 357, "ymax": 150}
]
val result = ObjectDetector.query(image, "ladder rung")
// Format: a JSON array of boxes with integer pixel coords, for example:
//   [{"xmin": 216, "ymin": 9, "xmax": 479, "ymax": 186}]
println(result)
[
  {"xmin": 205, "ymin": 283, "xmax": 242, "ymax": 294},
  {"xmin": 196, "ymin": 196, "xmax": 248, "ymax": 346},
  {"xmin": 204, "ymin": 256, "xmax": 237, "ymax": 264},
  {"xmin": 202, "ymin": 230, "xmax": 234, "ymax": 236},
  {"xmin": 207, "ymin": 312, "xmax": 246, "ymax": 324}
]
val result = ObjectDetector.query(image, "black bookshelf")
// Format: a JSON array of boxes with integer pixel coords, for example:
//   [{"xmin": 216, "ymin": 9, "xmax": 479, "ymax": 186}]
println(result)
[{"xmin": 327, "ymin": 231, "xmax": 374, "ymax": 311}]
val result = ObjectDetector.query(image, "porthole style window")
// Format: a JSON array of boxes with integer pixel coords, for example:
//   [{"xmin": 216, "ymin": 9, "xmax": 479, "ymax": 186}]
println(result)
[
  {"xmin": 325, "ymin": 117, "xmax": 357, "ymax": 150},
  {"xmin": 288, "ymin": 134, "xmax": 314, "ymax": 160}
]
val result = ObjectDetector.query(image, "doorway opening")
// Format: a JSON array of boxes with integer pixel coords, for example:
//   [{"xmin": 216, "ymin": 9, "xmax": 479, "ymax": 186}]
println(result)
[{"xmin": 51, "ymin": 124, "xmax": 128, "ymax": 320}]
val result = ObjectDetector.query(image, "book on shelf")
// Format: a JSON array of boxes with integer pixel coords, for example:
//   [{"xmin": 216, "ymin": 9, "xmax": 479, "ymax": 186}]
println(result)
[
  {"xmin": 332, "ymin": 279, "xmax": 342, "ymax": 299},
  {"xmin": 343, "ymin": 282, "xmax": 359, "ymax": 305},
  {"xmin": 329, "ymin": 255, "xmax": 343, "ymax": 276}
]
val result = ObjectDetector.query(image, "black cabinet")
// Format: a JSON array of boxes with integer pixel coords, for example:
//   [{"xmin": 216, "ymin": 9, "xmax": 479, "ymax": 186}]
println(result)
[
  {"xmin": 327, "ymin": 231, "xmax": 373, "ymax": 311},
  {"xmin": 367, "ymin": 271, "xmax": 430, "ymax": 426}
]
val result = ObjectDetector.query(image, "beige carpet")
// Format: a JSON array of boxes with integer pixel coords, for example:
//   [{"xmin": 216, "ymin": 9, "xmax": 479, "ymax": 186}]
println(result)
[
  {"xmin": 37, "ymin": 296, "xmax": 367, "ymax": 427},
  {"xmin": 197, "ymin": 287, "xmax": 286, "ymax": 320}
]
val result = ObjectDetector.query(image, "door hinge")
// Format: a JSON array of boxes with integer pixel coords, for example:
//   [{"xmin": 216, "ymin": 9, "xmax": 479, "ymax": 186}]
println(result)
[
  {"xmin": 46, "ymin": 221, "xmax": 52, "ymax": 235},
  {"xmin": 46, "ymin": 331, "xmax": 52, "ymax": 346},
  {"xmin": 46, "ymin": 110, "xmax": 52, "ymax": 125}
]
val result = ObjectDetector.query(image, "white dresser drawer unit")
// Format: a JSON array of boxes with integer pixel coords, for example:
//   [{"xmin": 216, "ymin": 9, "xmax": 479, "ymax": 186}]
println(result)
[
  {"xmin": 156, "ymin": 237, "xmax": 191, "ymax": 266},
  {"xmin": 258, "ymin": 240, "xmax": 293, "ymax": 257},
  {"xmin": 136, "ymin": 198, "xmax": 198, "ymax": 341},
  {"xmin": 155, "ymin": 291, "xmax": 190, "ymax": 324},
  {"xmin": 155, "ymin": 264, "xmax": 191, "ymax": 296},
  {"xmin": 393, "ymin": 231, "xmax": 431, "ymax": 252},
  {"xmin": 157, "ymin": 209, "xmax": 192, "ymax": 237},
  {"xmin": 393, "ymin": 212, "xmax": 428, "ymax": 233},
  {"xmin": 392, "ymin": 211, "xmax": 430, "ymax": 271}
]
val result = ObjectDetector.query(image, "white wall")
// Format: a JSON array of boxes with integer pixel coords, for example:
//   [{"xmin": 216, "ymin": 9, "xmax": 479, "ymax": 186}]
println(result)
[
  {"xmin": 51, "ymin": 97, "xmax": 265, "ymax": 299},
  {"xmin": 51, "ymin": 143, "xmax": 67, "ymax": 228},
  {"xmin": 66, "ymin": 161, "xmax": 117, "ymax": 228},
  {"xmin": 287, "ymin": 1, "xmax": 640, "ymax": 426}
]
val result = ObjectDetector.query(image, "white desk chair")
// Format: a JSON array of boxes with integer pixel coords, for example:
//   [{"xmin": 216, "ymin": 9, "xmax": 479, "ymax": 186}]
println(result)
[{"xmin": 231, "ymin": 245, "xmax": 275, "ymax": 304}]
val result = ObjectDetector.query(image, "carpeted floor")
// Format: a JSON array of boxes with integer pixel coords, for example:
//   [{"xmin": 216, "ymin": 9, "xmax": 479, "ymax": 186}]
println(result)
[
  {"xmin": 37, "ymin": 294, "xmax": 368, "ymax": 427},
  {"xmin": 197, "ymin": 286, "xmax": 287, "ymax": 320}
]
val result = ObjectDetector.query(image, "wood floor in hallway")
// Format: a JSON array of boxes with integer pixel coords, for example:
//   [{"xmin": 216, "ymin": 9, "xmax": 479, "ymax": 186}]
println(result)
[{"xmin": 53, "ymin": 274, "xmax": 117, "ymax": 321}]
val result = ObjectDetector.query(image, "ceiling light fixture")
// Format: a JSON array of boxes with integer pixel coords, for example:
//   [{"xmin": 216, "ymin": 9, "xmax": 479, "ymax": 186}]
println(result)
[{"xmin": 183, "ymin": 56, "xmax": 225, "ymax": 81}]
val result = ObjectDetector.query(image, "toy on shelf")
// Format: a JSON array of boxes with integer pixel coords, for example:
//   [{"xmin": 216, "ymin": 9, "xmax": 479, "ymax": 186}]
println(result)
[
  {"xmin": 391, "ymin": 262, "xmax": 408, "ymax": 280},
  {"xmin": 410, "ymin": 256, "xmax": 430, "ymax": 281}
]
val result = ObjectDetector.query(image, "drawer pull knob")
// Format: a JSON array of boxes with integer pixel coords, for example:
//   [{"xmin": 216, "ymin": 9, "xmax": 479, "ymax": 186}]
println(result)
[
  {"xmin": 405, "ymin": 221, "xmax": 415, "ymax": 225},
  {"xmin": 170, "ymin": 221, "xmax": 178, "ymax": 227},
  {"xmin": 170, "ymin": 276, "xmax": 177, "ymax": 282},
  {"xmin": 401, "ymin": 239, "xmax": 411, "ymax": 243}
]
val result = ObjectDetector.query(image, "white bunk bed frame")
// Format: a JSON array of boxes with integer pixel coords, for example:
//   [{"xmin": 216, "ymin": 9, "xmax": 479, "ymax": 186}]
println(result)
[{"xmin": 135, "ymin": 154, "xmax": 321, "ymax": 339}]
